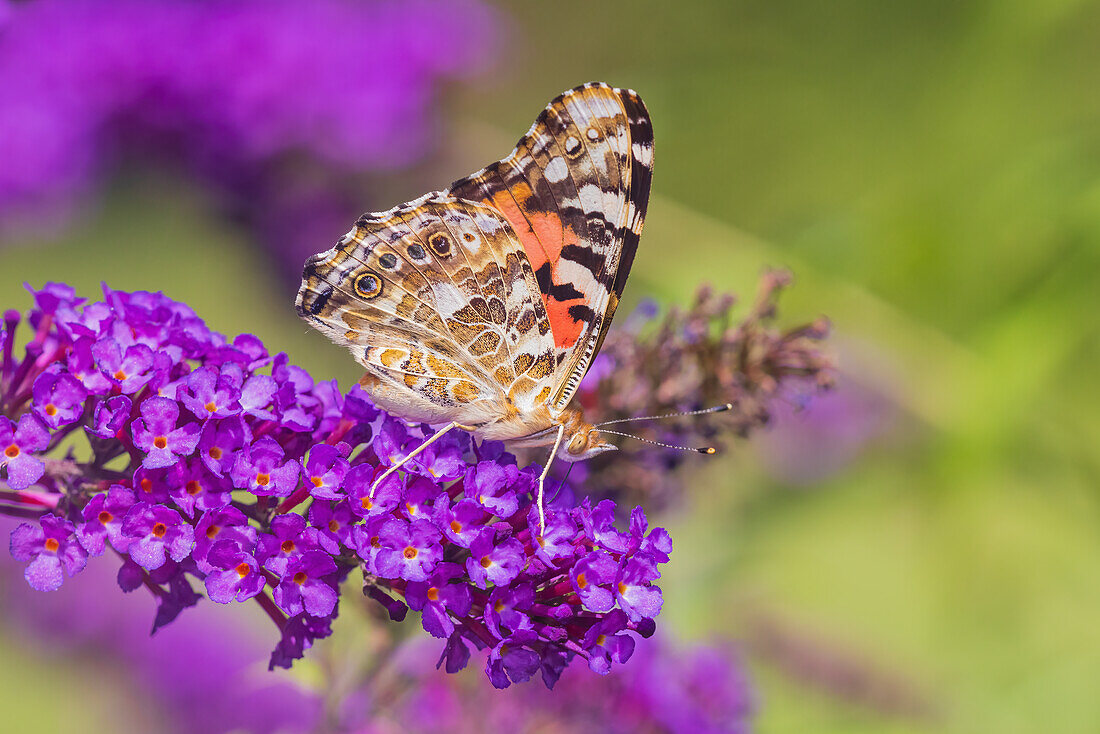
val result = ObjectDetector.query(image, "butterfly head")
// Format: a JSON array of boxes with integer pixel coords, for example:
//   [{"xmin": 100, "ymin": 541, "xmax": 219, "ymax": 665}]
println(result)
[{"xmin": 556, "ymin": 407, "xmax": 618, "ymax": 462}]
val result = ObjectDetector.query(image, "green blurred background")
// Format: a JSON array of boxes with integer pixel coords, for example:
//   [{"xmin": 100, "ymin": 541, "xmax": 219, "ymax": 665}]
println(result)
[{"xmin": 3, "ymin": 1, "xmax": 1099, "ymax": 731}]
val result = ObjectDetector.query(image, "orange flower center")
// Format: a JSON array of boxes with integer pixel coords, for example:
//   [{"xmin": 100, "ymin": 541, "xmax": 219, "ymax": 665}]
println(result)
[
  {"xmin": 310, "ymin": 476, "xmax": 323, "ymax": 488},
  {"xmin": 328, "ymin": 520, "xmax": 340, "ymax": 532},
  {"xmin": 207, "ymin": 447, "xmax": 223, "ymax": 460},
  {"xmin": 153, "ymin": 436, "xmax": 168, "ymax": 450},
  {"xmin": 4, "ymin": 444, "xmax": 19, "ymax": 458},
  {"xmin": 113, "ymin": 369, "xmax": 127, "ymax": 381},
  {"xmin": 406, "ymin": 502, "xmax": 417, "ymax": 515},
  {"xmin": 479, "ymin": 556, "xmax": 492, "ymax": 568},
  {"xmin": 152, "ymin": 522, "xmax": 167, "ymax": 538},
  {"xmin": 43, "ymin": 538, "xmax": 60, "ymax": 553},
  {"xmin": 293, "ymin": 571, "xmax": 308, "ymax": 585},
  {"xmin": 98, "ymin": 510, "xmax": 113, "ymax": 525},
  {"xmin": 280, "ymin": 540, "xmax": 295, "ymax": 554},
  {"xmin": 140, "ymin": 477, "xmax": 153, "ymax": 493},
  {"xmin": 369, "ymin": 536, "xmax": 380, "ymax": 549},
  {"xmin": 617, "ymin": 582, "xmax": 628, "ymax": 595},
  {"xmin": 235, "ymin": 563, "xmax": 251, "ymax": 578},
  {"xmin": 426, "ymin": 587, "xmax": 439, "ymax": 602},
  {"xmin": 595, "ymin": 634, "xmax": 607, "ymax": 647},
  {"xmin": 255, "ymin": 473, "xmax": 270, "ymax": 487},
  {"xmin": 493, "ymin": 600, "xmax": 505, "ymax": 612},
  {"xmin": 204, "ymin": 402, "xmax": 217, "ymax": 413},
  {"xmin": 403, "ymin": 546, "xmax": 418, "ymax": 559},
  {"xmin": 576, "ymin": 572, "xmax": 588, "ymax": 589},
  {"xmin": 44, "ymin": 404, "xmax": 58, "ymax": 416},
  {"xmin": 185, "ymin": 480, "xmax": 202, "ymax": 495},
  {"xmin": 449, "ymin": 520, "xmax": 462, "ymax": 533},
  {"xmin": 360, "ymin": 497, "xmax": 373, "ymax": 510},
  {"xmin": 206, "ymin": 525, "xmax": 221, "ymax": 539}
]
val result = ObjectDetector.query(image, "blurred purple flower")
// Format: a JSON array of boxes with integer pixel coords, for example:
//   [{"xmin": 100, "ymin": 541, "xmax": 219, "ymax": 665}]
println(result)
[{"xmin": 0, "ymin": 0, "xmax": 499, "ymax": 278}]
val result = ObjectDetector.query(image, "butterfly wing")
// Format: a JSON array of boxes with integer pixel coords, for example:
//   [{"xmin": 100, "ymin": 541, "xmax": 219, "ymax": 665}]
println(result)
[
  {"xmin": 297, "ymin": 196, "xmax": 559, "ymax": 427},
  {"xmin": 447, "ymin": 82, "xmax": 653, "ymax": 412}
]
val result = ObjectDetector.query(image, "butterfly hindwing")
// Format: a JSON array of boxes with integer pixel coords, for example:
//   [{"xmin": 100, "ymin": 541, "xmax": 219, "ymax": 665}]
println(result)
[
  {"xmin": 297, "ymin": 196, "xmax": 559, "ymax": 425},
  {"xmin": 447, "ymin": 82, "xmax": 653, "ymax": 411}
]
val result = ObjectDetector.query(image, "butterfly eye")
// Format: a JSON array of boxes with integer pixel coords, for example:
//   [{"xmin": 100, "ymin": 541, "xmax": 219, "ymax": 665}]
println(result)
[
  {"xmin": 428, "ymin": 233, "xmax": 451, "ymax": 256},
  {"xmin": 378, "ymin": 253, "xmax": 398, "ymax": 269},
  {"xmin": 354, "ymin": 271, "xmax": 383, "ymax": 299},
  {"xmin": 567, "ymin": 433, "xmax": 586, "ymax": 454},
  {"xmin": 407, "ymin": 243, "xmax": 427, "ymax": 261}
]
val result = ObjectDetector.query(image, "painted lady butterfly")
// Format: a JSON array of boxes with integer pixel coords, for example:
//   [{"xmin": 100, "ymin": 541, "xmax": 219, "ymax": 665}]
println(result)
[{"xmin": 296, "ymin": 82, "xmax": 653, "ymax": 529}]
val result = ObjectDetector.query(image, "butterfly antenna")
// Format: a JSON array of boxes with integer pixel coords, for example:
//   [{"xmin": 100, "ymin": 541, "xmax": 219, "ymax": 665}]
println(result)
[
  {"xmin": 593, "ymin": 402, "xmax": 734, "ymax": 428},
  {"xmin": 590, "ymin": 428, "xmax": 717, "ymax": 454}
]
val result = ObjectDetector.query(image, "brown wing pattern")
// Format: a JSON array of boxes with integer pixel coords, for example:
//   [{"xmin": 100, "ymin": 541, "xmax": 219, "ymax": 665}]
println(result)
[
  {"xmin": 297, "ymin": 196, "xmax": 560, "ymax": 426},
  {"xmin": 447, "ymin": 82, "xmax": 653, "ymax": 411}
]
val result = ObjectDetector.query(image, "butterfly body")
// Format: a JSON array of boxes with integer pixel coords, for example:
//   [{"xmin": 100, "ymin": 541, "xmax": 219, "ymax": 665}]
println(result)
[{"xmin": 297, "ymin": 82, "xmax": 652, "ymax": 485}]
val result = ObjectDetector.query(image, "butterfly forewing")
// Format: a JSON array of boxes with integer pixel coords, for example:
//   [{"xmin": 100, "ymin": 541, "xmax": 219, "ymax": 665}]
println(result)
[{"xmin": 447, "ymin": 82, "xmax": 653, "ymax": 411}]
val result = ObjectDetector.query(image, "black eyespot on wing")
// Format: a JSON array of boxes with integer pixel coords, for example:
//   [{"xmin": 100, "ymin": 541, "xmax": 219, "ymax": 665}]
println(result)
[
  {"xmin": 354, "ymin": 271, "xmax": 383, "ymax": 299},
  {"xmin": 428, "ymin": 232, "xmax": 451, "ymax": 256},
  {"xmin": 408, "ymin": 243, "xmax": 426, "ymax": 260},
  {"xmin": 379, "ymin": 253, "xmax": 398, "ymax": 269}
]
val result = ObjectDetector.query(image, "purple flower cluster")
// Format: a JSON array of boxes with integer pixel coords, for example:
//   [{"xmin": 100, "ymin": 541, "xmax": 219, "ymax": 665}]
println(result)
[
  {"xmin": 0, "ymin": 0, "xmax": 497, "ymax": 275},
  {"xmin": 1, "ymin": 283, "xmax": 670, "ymax": 687},
  {"xmin": 353, "ymin": 633, "xmax": 755, "ymax": 733}
]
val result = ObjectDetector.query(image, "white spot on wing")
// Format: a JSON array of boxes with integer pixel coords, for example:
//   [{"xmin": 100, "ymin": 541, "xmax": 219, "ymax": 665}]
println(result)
[{"xmin": 544, "ymin": 157, "xmax": 569, "ymax": 183}]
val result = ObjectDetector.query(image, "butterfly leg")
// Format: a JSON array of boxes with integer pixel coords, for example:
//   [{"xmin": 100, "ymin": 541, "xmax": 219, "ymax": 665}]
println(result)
[
  {"xmin": 370, "ymin": 421, "xmax": 476, "ymax": 499},
  {"xmin": 536, "ymin": 424, "xmax": 567, "ymax": 536}
]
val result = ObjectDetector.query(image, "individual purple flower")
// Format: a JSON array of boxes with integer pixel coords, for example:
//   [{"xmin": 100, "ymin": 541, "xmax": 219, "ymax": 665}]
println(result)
[
  {"xmin": 131, "ymin": 397, "xmax": 201, "ymax": 469},
  {"xmin": 308, "ymin": 500, "xmax": 355, "ymax": 555},
  {"xmin": 122, "ymin": 503, "xmax": 196, "ymax": 570},
  {"xmin": 569, "ymin": 550, "xmax": 618, "ymax": 612},
  {"xmin": 86, "ymin": 394, "xmax": 132, "ymax": 439},
  {"xmin": 239, "ymin": 374, "xmax": 278, "ymax": 419},
  {"xmin": 0, "ymin": 414, "xmax": 49, "ymax": 489},
  {"xmin": 77, "ymin": 484, "xmax": 136, "ymax": 555},
  {"xmin": 411, "ymin": 432, "xmax": 467, "ymax": 481},
  {"xmin": 168, "ymin": 458, "xmax": 233, "ymax": 517},
  {"xmin": 582, "ymin": 610, "xmax": 636, "ymax": 675},
  {"xmin": 464, "ymin": 461, "xmax": 521, "ymax": 519},
  {"xmin": 529, "ymin": 506, "xmax": 579, "ymax": 565},
  {"xmin": 401, "ymin": 477, "xmax": 445, "ymax": 521},
  {"xmin": 197, "ymin": 415, "xmax": 250, "ymax": 477},
  {"xmin": 405, "ymin": 563, "xmax": 472, "ymax": 639},
  {"xmin": 9, "ymin": 516, "xmax": 87, "ymax": 591},
  {"xmin": 487, "ymin": 629, "xmax": 541, "ymax": 688},
  {"xmin": 273, "ymin": 551, "xmax": 338, "ymax": 617},
  {"xmin": 257, "ymin": 514, "xmax": 319, "ymax": 576},
  {"xmin": 193, "ymin": 506, "xmax": 257, "ymax": 573},
  {"xmin": 204, "ymin": 539, "xmax": 266, "ymax": 604},
  {"xmin": 466, "ymin": 529, "xmax": 526, "ymax": 590},
  {"xmin": 178, "ymin": 364, "xmax": 244, "ymax": 420},
  {"xmin": 92, "ymin": 338, "xmax": 155, "ymax": 394},
  {"xmin": 301, "ymin": 443, "xmax": 348, "ymax": 500},
  {"xmin": 32, "ymin": 371, "xmax": 87, "ymax": 428},
  {"xmin": 230, "ymin": 436, "xmax": 300, "ymax": 496},
  {"xmin": 371, "ymin": 518, "xmax": 442, "ymax": 582},
  {"xmin": 615, "ymin": 556, "xmax": 664, "ymax": 622},
  {"xmin": 436, "ymin": 498, "xmax": 487, "ymax": 549},
  {"xmin": 345, "ymin": 463, "xmax": 402, "ymax": 518},
  {"xmin": 484, "ymin": 584, "xmax": 534, "ymax": 639}
]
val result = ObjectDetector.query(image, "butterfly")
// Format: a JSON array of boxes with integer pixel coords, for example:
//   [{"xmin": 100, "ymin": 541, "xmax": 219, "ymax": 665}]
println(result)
[{"xmin": 296, "ymin": 82, "xmax": 653, "ymax": 530}]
